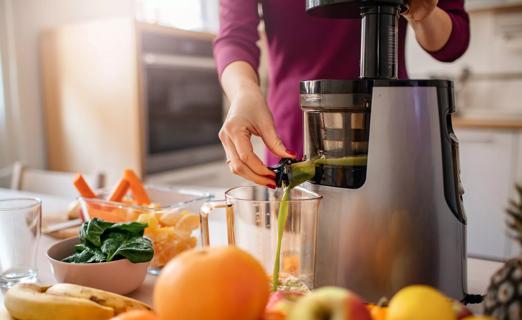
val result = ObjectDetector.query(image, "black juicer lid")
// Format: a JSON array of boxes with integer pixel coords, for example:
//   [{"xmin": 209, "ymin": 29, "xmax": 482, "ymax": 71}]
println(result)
[{"xmin": 306, "ymin": 0, "xmax": 408, "ymax": 19}]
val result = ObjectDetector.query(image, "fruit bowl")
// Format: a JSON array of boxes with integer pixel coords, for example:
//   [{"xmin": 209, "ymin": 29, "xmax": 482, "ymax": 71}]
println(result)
[
  {"xmin": 47, "ymin": 237, "xmax": 149, "ymax": 295},
  {"xmin": 79, "ymin": 185, "xmax": 211, "ymax": 223}
]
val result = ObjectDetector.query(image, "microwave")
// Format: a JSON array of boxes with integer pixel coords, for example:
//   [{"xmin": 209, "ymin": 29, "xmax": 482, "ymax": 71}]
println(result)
[{"xmin": 141, "ymin": 31, "xmax": 225, "ymax": 174}]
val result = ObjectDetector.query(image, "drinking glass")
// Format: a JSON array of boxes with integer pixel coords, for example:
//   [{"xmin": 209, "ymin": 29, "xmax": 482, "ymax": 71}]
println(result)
[
  {"xmin": 200, "ymin": 186, "xmax": 322, "ymax": 289},
  {"xmin": 0, "ymin": 198, "xmax": 41, "ymax": 288}
]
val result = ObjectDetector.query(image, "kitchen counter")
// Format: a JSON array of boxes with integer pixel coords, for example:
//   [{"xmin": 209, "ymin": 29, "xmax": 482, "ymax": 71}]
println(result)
[
  {"xmin": 0, "ymin": 188, "xmax": 504, "ymax": 317},
  {"xmin": 453, "ymin": 117, "xmax": 522, "ymax": 129}
]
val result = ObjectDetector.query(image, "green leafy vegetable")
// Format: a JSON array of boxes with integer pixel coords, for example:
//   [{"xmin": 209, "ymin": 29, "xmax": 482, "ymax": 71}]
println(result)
[
  {"xmin": 101, "ymin": 232, "xmax": 128, "ymax": 261},
  {"xmin": 63, "ymin": 248, "xmax": 94, "ymax": 263},
  {"xmin": 63, "ymin": 218, "xmax": 153, "ymax": 264},
  {"xmin": 108, "ymin": 221, "xmax": 147, "ymax": 237},
  {"xmin": 80, "ymin": 218, "xmax": 113, "ymax": 247},
  {"xmin": 111, "ymin": 237, "xmax": 154, "ymax": 263}
]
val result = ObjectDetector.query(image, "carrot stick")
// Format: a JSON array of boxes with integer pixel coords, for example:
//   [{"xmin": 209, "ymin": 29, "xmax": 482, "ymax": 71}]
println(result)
[
  {"xmin": 73, "ymin": 174, "xmax": 96, "ymax": 198},
  {"xmin": 124, "ymin": 169, "xmax": 151, "ymax": 205},
  {"xmin": 108, "ymin": 179, "xmax": 130, "ymax": 202}
]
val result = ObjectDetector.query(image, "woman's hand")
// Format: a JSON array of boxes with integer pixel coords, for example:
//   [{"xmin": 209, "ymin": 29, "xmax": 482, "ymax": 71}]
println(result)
[
  {"xmin": 403, "ymin": 0, "xmax": 438, "ymax": 22},
  {"xmin": 403, "ymin": 0, "xmax": 452, "ymax": 52},
  {"xmin": 219, "ymin": 76, "xmax": 295, "ymax": 187}
]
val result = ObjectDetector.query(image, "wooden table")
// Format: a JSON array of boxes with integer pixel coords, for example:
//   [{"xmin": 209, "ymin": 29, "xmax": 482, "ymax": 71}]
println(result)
[{"xmin": 0, "ymin": 188, "xmax": 503, "ymax": 315}]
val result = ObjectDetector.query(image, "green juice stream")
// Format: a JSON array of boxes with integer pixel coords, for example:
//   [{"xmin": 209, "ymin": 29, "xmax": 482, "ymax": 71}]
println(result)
[
  {"xmin": 271, "ymin": 155, "xmax": 367, "ymax": 291},
  {"xmin": 272, "ymin": 186, "xmax": 291, "ymax": 291}
]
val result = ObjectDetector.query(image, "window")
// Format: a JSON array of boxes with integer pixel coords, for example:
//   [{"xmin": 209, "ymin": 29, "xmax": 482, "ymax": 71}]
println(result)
[{"xmin": 135, "ymin": 0, "xmax": 219, "ymax": 33}]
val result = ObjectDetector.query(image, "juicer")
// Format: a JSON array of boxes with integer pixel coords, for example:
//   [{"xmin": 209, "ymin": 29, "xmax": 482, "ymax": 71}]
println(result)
[{"xmin": 276, "ymin": 0, "xmax": 468, "ymax": 301}]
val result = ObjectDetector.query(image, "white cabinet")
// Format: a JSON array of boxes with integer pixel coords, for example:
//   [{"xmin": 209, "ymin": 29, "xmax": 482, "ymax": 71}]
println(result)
[
  {"xmin": 456, "ymin": 128, "xmax": 520, "ymax": 260},
  {"xmin": 512, "ymin": 132, "xmax": 522, "ymax": 256}
]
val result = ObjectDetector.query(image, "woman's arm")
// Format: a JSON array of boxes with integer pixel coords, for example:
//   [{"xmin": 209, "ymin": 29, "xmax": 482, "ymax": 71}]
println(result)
[
  {"xmin": 219, "ymin": 61, "xmax": 294, "ymax": 187},
  {"xmin": 405, "ymin": 0, "xmax": 470, "ymax": 62},
  {"xmin": 213, "ymin": 0, "xmax": 293, "ymax": 186}
]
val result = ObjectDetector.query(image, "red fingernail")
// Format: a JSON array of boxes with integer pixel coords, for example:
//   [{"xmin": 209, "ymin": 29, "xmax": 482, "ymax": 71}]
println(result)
[
  {"xmin": 267, "ymin": 184, "xmax": 276, "ymax": 190},
  {"xmin": 287, "ymin": 150, "xmax": 297, "ymax": 157},
  {"xmin": 264, "ymin": 174, "xmax": 276, "ymax": 179}
]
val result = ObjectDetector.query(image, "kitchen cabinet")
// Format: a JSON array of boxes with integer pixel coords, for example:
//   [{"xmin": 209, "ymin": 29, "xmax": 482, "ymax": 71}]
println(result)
[
  {"xmin": 456, "ymin": 128, "xmax": 520, "ymax": 260},
  {"xmin": 466, "ymin": 0, "xmax": 522, "ymax": 11},
  {"xmin": 513, "ymin": 131, "xmax": 522, "ymax": 256}
]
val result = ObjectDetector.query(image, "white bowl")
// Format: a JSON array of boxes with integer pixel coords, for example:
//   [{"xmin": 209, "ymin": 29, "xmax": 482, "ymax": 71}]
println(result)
[{"xmin": 47, "ymin": 237, "xmax": 149, "ymax": 295}]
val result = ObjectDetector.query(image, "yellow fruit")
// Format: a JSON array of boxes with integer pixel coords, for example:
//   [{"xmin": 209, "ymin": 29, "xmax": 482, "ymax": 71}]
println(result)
[
  {"xmin": 175, "ymin": 212, "xmax": 200, "ymax": 234},
  {"xmin": 158, "ymin": 210, "xmax": 183, "ymax": 226},
  {"xmin": 4, "ymin": 283, "xmax": 151, "ymax": 320},
  {"xmin": 137, "ymin": 211, "xmax": 199, "ymax": 268},
  {"xmin": 388, "ymin": 285, "xmax": 455, "ymax": 320},
  {"xmin": 137, "ymin": 214, "xmax": 160, "ymax": 231},
  {"xmin": 111, "ymin": 310, "xmax": 157, "ymax": 320}
]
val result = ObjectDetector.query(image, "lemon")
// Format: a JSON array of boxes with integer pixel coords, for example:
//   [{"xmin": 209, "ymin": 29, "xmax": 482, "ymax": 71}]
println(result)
[{"xmin": 388, "ymin": 285, "xmax": 456, "ymax": 320}]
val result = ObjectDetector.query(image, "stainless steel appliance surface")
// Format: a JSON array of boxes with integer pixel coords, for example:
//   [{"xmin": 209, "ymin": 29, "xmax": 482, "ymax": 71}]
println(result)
[
  {"xmin": 283, "ymin": 0, "xmax": 469, "ymax": 302},
  {"xmin": 301, "ymin": 82, "xmax": 467, "ymax": 301}
]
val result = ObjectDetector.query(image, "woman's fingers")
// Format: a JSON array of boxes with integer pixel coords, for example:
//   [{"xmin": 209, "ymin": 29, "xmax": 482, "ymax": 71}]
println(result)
[
  {"xmin": 229, "ymin": 128, "xmax": 276, "ymax": 178},
  {"xmin": 220, "ymin": 132, "xmax": 276, "ymax": 187},
  {"xmin": 259, "ymin": 122, "xmax": 296, "ymax": 159}
]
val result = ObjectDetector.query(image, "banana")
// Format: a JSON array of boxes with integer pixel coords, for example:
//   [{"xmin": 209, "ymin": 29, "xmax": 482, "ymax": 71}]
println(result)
[
  {"xmin": 45, "ymin": 283, "xmax": 151, "ymax": 314},
  {"xmin": 4, "ymin": 283, "xmax": 152, "ymax": 320},
  {"xmin": 4, "ymin": 283, "xmax": 114, "ymax": 320}
]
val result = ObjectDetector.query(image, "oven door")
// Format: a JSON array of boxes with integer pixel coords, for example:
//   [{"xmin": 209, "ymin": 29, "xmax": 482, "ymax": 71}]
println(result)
[{"xmin": 144, "ymin": 54, "xmax": 225, "ymax": 173}]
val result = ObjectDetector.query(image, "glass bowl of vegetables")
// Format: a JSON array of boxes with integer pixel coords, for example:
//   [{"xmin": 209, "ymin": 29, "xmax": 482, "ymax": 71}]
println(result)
[{"xmin": 79, "ymin": 184, "xmax": 212, "ymax": 274}]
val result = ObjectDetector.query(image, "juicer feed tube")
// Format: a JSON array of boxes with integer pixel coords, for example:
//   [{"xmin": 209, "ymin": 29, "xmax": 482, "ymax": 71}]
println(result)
[{"xmin": 360, "ymin": 5, "xmax": 399, "ymax": 79}]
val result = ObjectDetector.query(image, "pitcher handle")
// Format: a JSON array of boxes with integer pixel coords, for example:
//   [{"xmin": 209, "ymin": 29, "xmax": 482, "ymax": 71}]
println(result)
[{"xmin": 200, "ymin": 200, "xmax": 235, "ymax": 246}]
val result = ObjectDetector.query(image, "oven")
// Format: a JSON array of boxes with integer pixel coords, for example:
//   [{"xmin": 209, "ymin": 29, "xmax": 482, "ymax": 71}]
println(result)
[{"xmin": 141, "ymin": 30, "xmax": 225, "ymax": 173}]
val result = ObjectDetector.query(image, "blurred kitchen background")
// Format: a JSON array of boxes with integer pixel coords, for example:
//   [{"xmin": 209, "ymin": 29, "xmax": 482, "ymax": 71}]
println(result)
[{"xmin": 0, "ymin": 0, "xmax": 521, "ymax": 260}]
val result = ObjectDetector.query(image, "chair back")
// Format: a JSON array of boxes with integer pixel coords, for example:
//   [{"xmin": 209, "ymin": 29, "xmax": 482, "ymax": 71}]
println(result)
[{"xmin": 10, "ymin": 162, "xmax": 104, "ymax": 198}]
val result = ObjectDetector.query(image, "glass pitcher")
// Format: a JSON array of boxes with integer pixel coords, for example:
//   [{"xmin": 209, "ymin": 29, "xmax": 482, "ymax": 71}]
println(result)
[{"xmin": 200, "ymin": 186, "xmax": 322, "ymax": 289}]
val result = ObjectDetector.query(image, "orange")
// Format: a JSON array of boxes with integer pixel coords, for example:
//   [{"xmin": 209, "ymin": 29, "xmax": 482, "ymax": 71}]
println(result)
[
  {"xmin": 111, "ymin": 310, "xmax": 157, "ymax": 320},
  {"xmin": 154, "ymin": 246, "xmax": 270, "ymax": 320},
  {"xmin": 367, "ymin": 304, "xmax": 387, "ymax": 320}
]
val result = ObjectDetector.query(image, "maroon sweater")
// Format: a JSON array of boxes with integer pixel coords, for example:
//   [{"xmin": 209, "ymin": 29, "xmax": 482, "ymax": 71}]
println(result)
[{"xmin": 213, "ymin": 0, "xmax": 470, "ymax": 165}]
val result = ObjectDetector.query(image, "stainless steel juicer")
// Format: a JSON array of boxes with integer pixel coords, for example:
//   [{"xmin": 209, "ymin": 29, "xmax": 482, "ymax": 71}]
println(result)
[{"xmin": 275, "ymin": 0, "xmax": 468, "ymax": 302}]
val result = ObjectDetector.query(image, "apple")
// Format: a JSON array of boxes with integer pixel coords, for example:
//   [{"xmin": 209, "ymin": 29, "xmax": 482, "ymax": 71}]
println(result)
[
  {"xmin": 452, "ymin": 300, "xmax": 473, "ymax": 319},
  {"xmin": 264, "ymin": 291, "xmax": 305, "ymax": 320},
  {"xmin": 288, "ymin": 287, "xmax": 372, "ymax": 320}
]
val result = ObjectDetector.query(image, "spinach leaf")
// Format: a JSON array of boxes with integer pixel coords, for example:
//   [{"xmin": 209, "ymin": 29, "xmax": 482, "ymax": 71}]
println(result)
[
  {"xmin": 85, "ymin": 247, "xmax": 106, "ymax": 263},
  {"xmin": 62, "ymin": 249, "xmax": 94, "ymax": 263},
  {"xmin": 111, "ymin": 237, "xmax": 154, "ymax": 263},
  {"xmin": 63, "ymin": 218, "xmax": 153, "ymax": 264},
  {"xmin": 108, "ymin": 221, "xmax": 148, "ymax": 237},
  {"xmin": 74, "ymin": 243, "xmax": 90, "ymax": 253},
  {"xmin": 101, "ymin": 232, "xmax": 128, "ymax": 262},
  {"xmin": 63, "ymin": 243, "xmax": 104, "ymax": 263},
  {"xmin": 82, "ymin": 218, "xmax": 113, "ymax": 247}
]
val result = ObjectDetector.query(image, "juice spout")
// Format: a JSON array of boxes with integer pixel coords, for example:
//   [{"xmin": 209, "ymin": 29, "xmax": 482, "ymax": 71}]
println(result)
[
  {"xmin": 269, "ymin": 158, "xmax": 316, "ymax": 188},
  {"xmin": 269, "ymin": 158, "xmax": 296, "ymax": 188}
]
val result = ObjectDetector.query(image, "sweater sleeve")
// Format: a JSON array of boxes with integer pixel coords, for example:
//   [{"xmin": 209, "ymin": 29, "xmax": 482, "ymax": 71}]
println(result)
[
  {"xmin": 213, "ymin": 0, "xmax": 261, "ymax": 78},
  {"xmin": 427, "ymin": 0, "xmax": 470, "ymax": 62}
]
